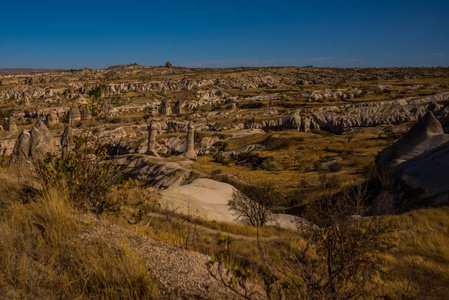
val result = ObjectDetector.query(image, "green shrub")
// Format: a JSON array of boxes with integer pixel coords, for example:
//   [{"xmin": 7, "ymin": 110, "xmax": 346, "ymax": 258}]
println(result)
[
  {"xmin": 213, "ymin": 155, "xmax": 229, "ymax": 166},
  {"xmin": 259, "ymin": 158, "xmax": 278, "ymax": 171},
  {"xmin": 38, "ymin": 136, "xmax": 125, "ymax": 214},
  {"xmin": 87, "ymin": 84, "xmax": 106, "ymax": 100},
  {"xmin": 235, "ymin": 151, "xmax": 251, "ymax": 161},
  {"xmin": 0, "ymin": 110, "xmax": 11, "ymax": 127}
]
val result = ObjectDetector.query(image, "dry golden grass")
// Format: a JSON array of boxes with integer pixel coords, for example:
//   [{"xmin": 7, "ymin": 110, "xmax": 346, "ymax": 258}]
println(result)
[
  {"xmin": 193, "ymin": 128, "xmax": 388, "ymax": 202},
  {"xmin": 133, "ymin": 208, "xmax": 300, "ymax": 287},
  {"xmin": 0, "ymin": 168, "xmax": 159, "ymax": 299},
  {"xmin": 381, "ymin": 208, "xmax": 449, "ymax": 298},
  {"xmin": 217, "ymin": 132, "xmax": 267, "ymax": 151},
  {"xmin": 130, "ymin": 193, "xmax": 449, "ymax": 299},
  {"xmin": 0, "ymin": 161, "xmax": 448, "ymax": 299}
]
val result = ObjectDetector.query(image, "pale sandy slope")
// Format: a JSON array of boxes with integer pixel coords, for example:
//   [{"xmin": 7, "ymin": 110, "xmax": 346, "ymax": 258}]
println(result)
[{"xmin": 159, "ymin": 178, "xmax": 297, "ymax": 230}]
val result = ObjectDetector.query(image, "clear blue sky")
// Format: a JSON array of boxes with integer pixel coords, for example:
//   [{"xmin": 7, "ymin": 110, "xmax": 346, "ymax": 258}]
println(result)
[{"xmin": 1, "ymin": 0, "xmax": 448, "ymax": 69}]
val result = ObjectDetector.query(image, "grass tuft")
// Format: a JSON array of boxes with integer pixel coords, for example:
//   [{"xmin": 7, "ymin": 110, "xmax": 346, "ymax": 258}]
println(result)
[{"xmin": 0, "ymin": 168, "xmax": 159, "ymax": 299}]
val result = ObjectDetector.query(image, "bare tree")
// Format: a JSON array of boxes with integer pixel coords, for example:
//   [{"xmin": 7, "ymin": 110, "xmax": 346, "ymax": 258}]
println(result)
[
  {"xmin": 209, "ymin": 185, "xmax": 396, "ymax": 299},
  {"xmin": 261, "ymin": 185, "xmax": 396, "ymax": 299},
  {"xmin": 228, "ymin": 181, "xmax": 281, "ymax": 244}
]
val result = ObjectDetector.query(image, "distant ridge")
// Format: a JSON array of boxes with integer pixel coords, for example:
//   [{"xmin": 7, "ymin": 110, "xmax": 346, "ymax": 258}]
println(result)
[{"xmin": 0, "ymin": 68, "xmax": 63, "ymax": 75}]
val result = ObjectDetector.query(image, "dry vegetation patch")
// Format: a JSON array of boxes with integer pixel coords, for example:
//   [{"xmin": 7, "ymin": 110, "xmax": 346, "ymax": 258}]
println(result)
[
  {"xmin": 382, "ymin": 208, "xmax": 449, "ymax": 298},
  {"xmin": 0, "ymin": 169, "xmax": 159, "ymax": 299},
  {"xmin": 1, "ymin": 162, "xmax": 448, "ymax": 299}
]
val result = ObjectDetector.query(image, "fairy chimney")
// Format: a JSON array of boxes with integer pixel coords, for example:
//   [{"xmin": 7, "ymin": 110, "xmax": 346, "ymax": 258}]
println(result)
[
  {"xmin": 8, "ymin": 119, "xmax": 18, "ymax": 132},
  {"xmin": 184, "ymin": 122, "xmax": 196, "ymax": 160},
  {"xmin": 159, "ymin": 99, "xmax": 171, "ymax": 116},
  {"xmin": 61, "ymin": 126, "xmax": 74, "ymax": 159},
  {"xmin": 45, "ymin": 111, "xmax": 59, "ymax": 126},
  {"xmin": 173, "ymin": 99, "xmax": 184, "ymax": 115},
  {"xmin": 147, "ymin": 121, "xmax": 159, "ymax": 157},
  {"xmin": 66, "ymin": 103, "xmax": 81, "ymax": 125}
]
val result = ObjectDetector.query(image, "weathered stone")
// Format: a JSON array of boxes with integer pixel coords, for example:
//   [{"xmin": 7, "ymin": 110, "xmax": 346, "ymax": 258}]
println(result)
[
  {"xmin": 147, "ymin": 121, "xmax": 159, "ymax": 157},
  {"xmin": 375, "ymin": 112, "xmax": 447, "ymax": 170},
  {"xmin": 159, "ymin": 99, "xmax": 171, "ymax": 116},
  {"xmin": 29, "ymin": 120, "xmax": 57, "ymax": 161},
  {"xmin": 81, "ymin": 106, "xmax": 92, "ymax": 120},
  {"xmin": 226, "ymin": 103, "xmax": 237, "ymax": 110},
  {"xmin": 173, "ymin": 99, "xmax": 183, "ymax": 115},
  {"xmin": 12, "ymin": 129, "xmax": 30, "ymax": 159},
  {"xmin": 45, "ymin": 111, "xmax": 59, "ymax": 126},
  {"xmin": 61, "ymin": 126, "xmax": 74, "ymax": 159},
  {"xmin": 24, "ymin": 95, "xmax": 30, "ymax": 106},
  {"xmin": 8, "ymin": 121, "xmax": 18, "ymax": 132},
  {"xmin": 66, "ymin": 103, "xmax": 81, "ymax": 125},
  {"xmin": 282, "ymin": 111, "xmax": 301, "ymax": 130},
  {"xmin": 100, "ymin": 100, "xmax": 111, "ymax": 115},
  {"xmin": 184, "ymin": 122, "xmax": 197, "ymax": 160},
  {"xmin": 116, "ymin": 156, "xmax": 201, "ymax": 189},
  {"xmin": 373, "ymin": 112, "xmax": 449, "ymax": 212}
]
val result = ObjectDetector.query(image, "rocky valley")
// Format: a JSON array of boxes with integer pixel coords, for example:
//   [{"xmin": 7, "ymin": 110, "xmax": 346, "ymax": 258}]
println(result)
[{"xmin": 1, "ymin": 64, "xmax": 449, "ymax": 299}]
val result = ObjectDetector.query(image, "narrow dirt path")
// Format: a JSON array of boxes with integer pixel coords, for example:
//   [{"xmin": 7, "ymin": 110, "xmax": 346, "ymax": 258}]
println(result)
[
  {"xmin": 146, "ymin": 212, "xmax": 283, "ymax": 242},
  {"xmin": 76, "ymin": 214, "xmax": 267, "ymax": 299}
]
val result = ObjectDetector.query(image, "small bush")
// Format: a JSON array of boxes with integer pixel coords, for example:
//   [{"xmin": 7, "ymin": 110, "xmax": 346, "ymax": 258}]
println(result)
[
  {"xmin": 87, "ymin": 84, "xmax": 106, "ymax": 100},
  {"xmin": 38, "ymin": 135, "xmax": 125, "ymax": 214},
  {"xmin": 313, "ymin": 160, "xmax": 322, "ymax": 172},
  {"xmin": 319, "ymin": 173, "xmax": 341, "ymax": 189},
  {"xmin": 329, "ymin": 161, "xmax": 343, "ymax": 172},
  {"xmin": 0, "ymin": 185, "xmax": 159, "ymax": 299},
  {"xmin": 286, "ymin": 189, "xmax": 306, "ymax": 206},
  {"xmin": 235, "ymin": 151, "xmax": 252, "ymax": 161},
  {"xmin": 259, "ymin": 158, "xmax": 278, "ymax": 171},
  {"xmin": 227, "ymin": 180, "xmax": 282, "ymax": 243},
  {"xmin": 266, "ymin": 136, "xmax": 305, "ymax": 151},
  {"xmin": 213, "ymin": 155, "xmax": 229, "ymax": 166}
]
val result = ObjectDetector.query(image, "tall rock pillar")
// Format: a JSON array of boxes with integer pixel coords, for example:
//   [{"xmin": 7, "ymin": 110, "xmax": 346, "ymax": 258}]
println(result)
[
  {"xmin": 184, "ymin": 122, "xmax": 197, "ymax": 160},
  {"xmin": 147, "ymin": 121, "xmax": 159, "ymax": 157},
  {"xmin": 61, "ymin": 126, "xmax": 74, "ymax": 159}
]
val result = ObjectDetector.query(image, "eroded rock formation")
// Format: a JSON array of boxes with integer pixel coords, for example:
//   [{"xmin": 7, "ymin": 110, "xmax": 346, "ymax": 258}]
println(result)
[
  {"xmin": 184, "ymin": 122, "xmax": 197, "ymax": 160},
  {"xmin": 159, "ymin": 99, "xmax": 171, "ymax": 116},
  {"xmin": 147, "ymin": 121, "xmax": 160, "ymax": 157},
  {"xmin": 61, "ymin": 126, "xmax": 74, "ymax": 159},
  {"xmin": 372, "ymin": 112, "xmax": 449, "ymax": 212},
  {"xmin": 45, "ymin": 111, "xmax": 59, "ymax": 126},
  {"xmin": 66, "ymin": 103, "xmax": 81, "ymax": 125},
  {"xmin": 11, "ymin": 121, "xmax": 56, "ymax": 166}
]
